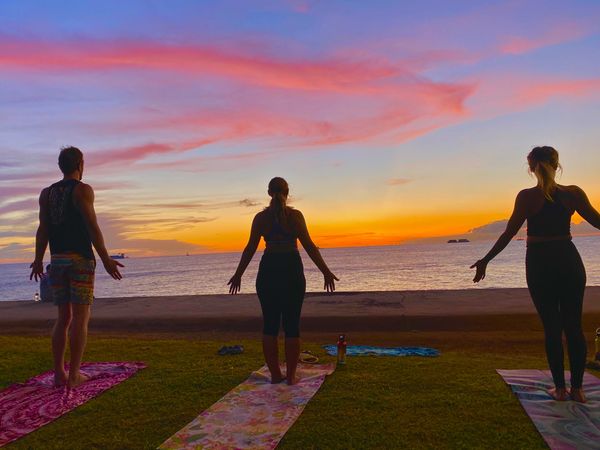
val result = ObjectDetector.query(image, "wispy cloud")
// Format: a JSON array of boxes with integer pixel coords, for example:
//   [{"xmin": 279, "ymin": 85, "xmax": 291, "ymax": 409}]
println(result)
[
  {"xmin": 387, "ymin": 178, "xmax": 412, "ymax": 186},
  {"xmin": 0, "ymin": 198, "xmax": 38, "ymax": 215},
  {"xmin": 0, "ymin": 242, "xmax": 34, "ymax": 261},
  {"xmin": 0, "ymin": 37, "xmax": 422, "ymax": 93},
  {"xmin": 499, "ymin": 22, "xmax": 592, "ymax": 55},
  {"xmin": 471, "ymin": 75, "xmax": 600, "ymax": 118},
  {"xmin": 139, "ymin": 198, "xmax": 260, "ymax": 210}
]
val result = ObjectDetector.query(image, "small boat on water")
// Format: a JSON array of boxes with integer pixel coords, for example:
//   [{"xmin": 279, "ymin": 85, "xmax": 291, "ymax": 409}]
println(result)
[
  {"xmin": 110, "ymin": 253, "xmax": 126, "ymax": 259},
  {"xmin": 447, "ymin": 239, "xmax": 470, "ymax": 243}
]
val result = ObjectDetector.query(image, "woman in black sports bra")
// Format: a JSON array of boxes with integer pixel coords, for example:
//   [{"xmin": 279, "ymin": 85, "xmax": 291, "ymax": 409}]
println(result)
[
  {"xmin": 471, "ymin": 146, "xmax": 600, "ymax": 403},
  {"xmin": 229, "ymin": 177, "xmax": 338, "ymax": 385}
]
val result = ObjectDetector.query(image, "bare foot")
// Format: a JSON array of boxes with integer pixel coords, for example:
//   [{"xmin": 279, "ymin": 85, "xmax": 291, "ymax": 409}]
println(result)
[
  {"xmin": 286, "ymin": 375, "xmax": 300, "ymax": 386},
  {"xmin": 271, "ymin": 374, "xmax": 285, "ymax": 384},
  {"xmin": 548, "ymin": 387, "xmax": 568, "ymax": 401},
  {"xmin": 67, "ymin": 372, "xmax": 89, "ymax": 389},
  {"xmin": 569, "ymin": 388, "xmax": 587, "ymax": 403},
  {"xmin": 54, "ymin": 371, "xmax": 68, "ymax": 388}
]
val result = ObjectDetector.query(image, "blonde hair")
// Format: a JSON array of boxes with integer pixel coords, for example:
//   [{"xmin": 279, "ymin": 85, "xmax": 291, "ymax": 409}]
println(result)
[
  {"xmin": 527, "ymin": 146, "xmax": 561, "ymax": 201},
  {"xmin": 267, "ymin": 177, "xmax": 289, "ymax": 227}
]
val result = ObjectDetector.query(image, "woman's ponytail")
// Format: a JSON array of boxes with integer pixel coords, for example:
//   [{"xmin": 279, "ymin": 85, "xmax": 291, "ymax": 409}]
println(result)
[
  {"xmin": 527, "ymin": 146, "xmax": 561, "ymax": 201},
  {"xmin": 268, "ymin": 177, "xmax": 289, "ymax": 227}
]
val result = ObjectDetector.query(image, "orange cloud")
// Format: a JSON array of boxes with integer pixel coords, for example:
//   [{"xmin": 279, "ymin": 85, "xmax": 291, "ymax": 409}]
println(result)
[{"xmin": 387, "ymin": 178, "xmax": 412, "ymax": 186}]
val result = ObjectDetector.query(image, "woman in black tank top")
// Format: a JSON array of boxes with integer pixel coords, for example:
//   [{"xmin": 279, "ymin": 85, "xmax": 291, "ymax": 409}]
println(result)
[
  {"xmin": 471, "ymin": 146, "xmax": 600, "ymax": 403},
  {"xmin": 229, "ymin": 177, "xmax": 338, "ymax": 385}
]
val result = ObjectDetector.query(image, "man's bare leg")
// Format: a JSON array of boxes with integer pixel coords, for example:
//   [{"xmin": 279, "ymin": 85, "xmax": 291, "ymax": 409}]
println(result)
[
  {"xmin": 67, "ymin": 303, "xmax": 91, "ymax": 388},
  {"xmin": 262, "ymin": 335, "xmax": 285, "ymax": 383},
  {"xmin": 52, "ymin": 304, "xmax": 72, "ymax": 387},
  {"xmin": 285, "ymin": 337, "xmax": 301, "ymax": 385}
]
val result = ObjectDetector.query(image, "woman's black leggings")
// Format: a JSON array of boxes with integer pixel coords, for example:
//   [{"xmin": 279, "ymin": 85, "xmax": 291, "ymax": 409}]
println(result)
[
  {"xmin": 256, "ymin": 251, "xmax": 306, "ymax": 338},
  {"xmin": 526, "ymin": 240, "xmax": 587, "ymax": 389}
]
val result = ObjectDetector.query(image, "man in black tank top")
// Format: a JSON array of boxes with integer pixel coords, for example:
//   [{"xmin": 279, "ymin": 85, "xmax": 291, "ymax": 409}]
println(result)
[{"xmin": 30, "ymin": 146, "xmax": 124, "ymax": 389}]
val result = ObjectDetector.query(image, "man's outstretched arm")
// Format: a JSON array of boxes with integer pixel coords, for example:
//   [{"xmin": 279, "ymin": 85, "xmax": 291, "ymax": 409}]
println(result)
[
  {"xmin": 30, "ymin": 188, "xmax": 50, "ymax": 281},
  {"xmin": 74, "ymin": 183, "xmax": 123, "ymax": 280}
]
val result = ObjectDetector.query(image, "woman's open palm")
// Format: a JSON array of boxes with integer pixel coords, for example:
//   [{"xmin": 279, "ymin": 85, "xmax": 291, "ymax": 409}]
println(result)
[{"xmin": 470, "ymin": 260, "xmax": 487, "ymax": 283}]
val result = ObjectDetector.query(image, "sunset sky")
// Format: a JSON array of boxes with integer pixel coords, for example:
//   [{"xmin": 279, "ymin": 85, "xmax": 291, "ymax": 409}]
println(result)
[{"xmin": 1, "ymin": 1, "xmax": 600, "ymax": 262}]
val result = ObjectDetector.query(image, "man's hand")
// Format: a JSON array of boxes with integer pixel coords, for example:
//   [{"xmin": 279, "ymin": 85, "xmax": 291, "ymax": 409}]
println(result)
[
  {"xmin": 102, "ymin": 258, "xmax": 124, "ymax": 280},
  {"xmin": 29, "ymin": 260, "xmax": 44, "ymax": 282}
]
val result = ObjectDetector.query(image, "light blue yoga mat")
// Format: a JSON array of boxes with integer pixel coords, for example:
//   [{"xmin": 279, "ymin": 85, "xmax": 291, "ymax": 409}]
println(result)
[{"xmin": 322, "ymin": 345, "xmax": 440, "ymax": 357}]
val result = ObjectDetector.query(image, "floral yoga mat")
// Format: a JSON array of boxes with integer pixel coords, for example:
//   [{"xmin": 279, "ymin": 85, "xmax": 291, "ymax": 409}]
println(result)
[
  {"xmin": 497, "ymin": 369, "xmax": 600, "ymax": 450},
  {"xmin": 160, "ymin": 363, "xmax": 335, "ymax": 450},
  {"xmin": 0, "ymin": 362, "xmax": 146, "ymax": 447},
  {"xmin": 323, "ymin": 345, "xmax": 440, "ymax": 357}
]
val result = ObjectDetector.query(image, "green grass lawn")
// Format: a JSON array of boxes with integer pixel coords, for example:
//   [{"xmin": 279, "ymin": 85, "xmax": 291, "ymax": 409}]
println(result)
[{"xmin": 0, "ymin": 334, "xmax": 559, "ymax": 449}]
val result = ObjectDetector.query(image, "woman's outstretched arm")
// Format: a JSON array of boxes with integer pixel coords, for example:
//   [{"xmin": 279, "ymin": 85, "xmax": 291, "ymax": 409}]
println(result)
[
  {"xmin": 228, "ymin": 214, "xmax": 262, "ymax": 294},
  {"xmin": 471, "ymin": 191, "xmax": 529, "ymax": 283},
  {"xmin": 573, "ymin": 186, "xmax": 600, "ymax": 229},
  {"xmin": 295, "ymin": 210, "xmax": 339, "ymax": 292}
]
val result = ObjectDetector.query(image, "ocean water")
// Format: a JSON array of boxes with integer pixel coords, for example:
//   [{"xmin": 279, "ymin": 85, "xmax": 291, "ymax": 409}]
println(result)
[{"xmin": 1, "ymin": 237, "xmax": 600, "ymax": 301}]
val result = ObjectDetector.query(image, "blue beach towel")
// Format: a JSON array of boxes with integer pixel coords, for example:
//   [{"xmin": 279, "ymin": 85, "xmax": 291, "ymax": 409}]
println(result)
[{"xmin": 322, "ymin": 345, "xmax": 440, "ymax": 357}]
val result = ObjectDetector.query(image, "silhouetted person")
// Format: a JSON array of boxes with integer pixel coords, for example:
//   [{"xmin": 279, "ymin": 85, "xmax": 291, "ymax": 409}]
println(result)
[
  {"xmin": 471, "ymin": 146, "xmax": 600, "ymax": 403},
  {"xmin": 228, "ymin": 177, "xmax": 338, "ymax": 385},
  {"xmin": 30, "ymin": 146, "xmax": 123, "ymax": 389}
]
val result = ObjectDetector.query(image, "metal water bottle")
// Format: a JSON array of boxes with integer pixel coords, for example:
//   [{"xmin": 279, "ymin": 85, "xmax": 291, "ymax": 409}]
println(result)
[
  {"xmin": 337, "ymin": 334, "xmax": 347, "ymax": 365},
  {"xmin": 33, "ymin": 292, "xmax": 40, "ymax": 302},
  {"xmin": 595, "ymin": 328, "xmax": 600, "ymax": 361}
]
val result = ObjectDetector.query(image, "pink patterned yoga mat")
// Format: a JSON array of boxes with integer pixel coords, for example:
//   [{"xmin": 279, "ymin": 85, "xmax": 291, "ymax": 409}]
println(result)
[
  {"xmin": 0, "ymin": 362, "xmax": 146, "ymax": 447},
  {"xmin": 160, "ymin": 363, "xmax": 335, "ymax": 450},
  {"xmin": 497, "ymin": 369, "xmax": 600, "ymax": 450}
]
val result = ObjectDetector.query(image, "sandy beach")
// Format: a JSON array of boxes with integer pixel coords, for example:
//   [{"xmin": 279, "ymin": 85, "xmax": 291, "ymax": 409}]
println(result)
[{"xmin": 2, "ymin": 287, "xmax": 600, "ymax": 334}]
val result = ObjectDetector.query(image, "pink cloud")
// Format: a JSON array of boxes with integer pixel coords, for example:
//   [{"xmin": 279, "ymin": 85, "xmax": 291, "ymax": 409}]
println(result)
[
  {"xmin": 3, "ymin": 28, "xmax": 594, "ymax": 176},
  {"xmin": 511, "ymin": 78, "xmax": 600, "ymax": 106},
  {"xmin": 471, "ymin": 75, "xmax": 600, "ymax": 116},
  {"xmin": 0, "ymin": 36, "xmax": 480, "ymax": 171},
  {"xmin": 80, "ymin": 75, "xmax": 474, "ymax": 169},
  {"xmin": 0, "ymin": 37, "xmax": 416, "ymax": 94},
  {"xmin": 499, "ymin": 23, "xmax": 591, "ymax": 55}
]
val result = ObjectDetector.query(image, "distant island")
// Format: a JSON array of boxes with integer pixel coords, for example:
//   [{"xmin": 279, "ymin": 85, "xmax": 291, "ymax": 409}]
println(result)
[{"xmin": 447, "ymin": 239, "xmax": 470, "ymax": 243}]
